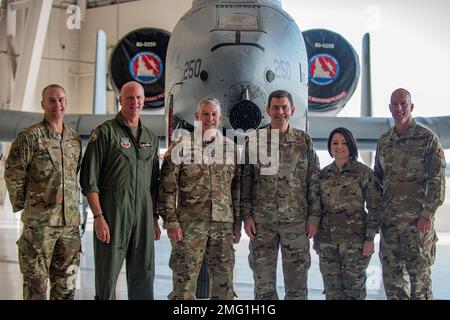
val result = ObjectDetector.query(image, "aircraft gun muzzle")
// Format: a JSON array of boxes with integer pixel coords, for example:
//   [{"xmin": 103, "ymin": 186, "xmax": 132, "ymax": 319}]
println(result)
[{"xmin": 229, "ymin": 99, "xmax": 262, "ymax": 131}]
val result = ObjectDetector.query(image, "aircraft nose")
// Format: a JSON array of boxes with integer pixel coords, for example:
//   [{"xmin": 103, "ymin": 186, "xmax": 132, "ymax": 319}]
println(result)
[{"xmin": 229, "ymin": 100, "xmax": 262, "ymax": 131}]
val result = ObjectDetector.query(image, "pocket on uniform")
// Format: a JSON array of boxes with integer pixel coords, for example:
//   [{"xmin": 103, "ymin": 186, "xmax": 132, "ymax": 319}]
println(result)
[
  {"xmin": 293, "ymin": 160, "xmax": 307, "ymax": 177},
  {"xmin": 401, "ymin": 152, "xmax": 424, "ymax": 182},
  {"xmin": 137, "ymin": 146, "xmax": 153, "ymax": 161},
  {"xmin": 183, "ymin": 165, "xmax": 202, "ymax": 177},
  {"xmin": 27, "ymin": 183, "xmax": 63, "ymax": 205},
  {"xmin": 16, "ymin": 225, "xmax": 42, "ymax": 274},
  {"xmin": 219, "ymin": 165, "xmax": 235, "ymax": 183},
  {"xmin": 418, "ymin": 229, "xmax": 438, "ymax": 266}
]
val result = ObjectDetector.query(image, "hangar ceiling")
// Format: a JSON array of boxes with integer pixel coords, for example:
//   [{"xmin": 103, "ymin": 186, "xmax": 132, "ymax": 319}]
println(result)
[
  {"xmin": 86, "ymin": 0, "xmax": 139, "ymax": 8},
  {"xmin": 0, "ymin": 1, "xmax": 140, "ymax": 10}
]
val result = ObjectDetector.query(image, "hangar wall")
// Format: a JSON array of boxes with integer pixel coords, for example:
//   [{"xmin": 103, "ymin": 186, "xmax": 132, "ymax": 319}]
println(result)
[{"xmin": 0, "ymin": 0, "xmax": 191, "ymax": 114}]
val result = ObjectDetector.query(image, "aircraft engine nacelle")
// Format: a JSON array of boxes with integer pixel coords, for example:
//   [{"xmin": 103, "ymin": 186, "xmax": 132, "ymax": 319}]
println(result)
[
  {"xmin": 164, "ymin": 0, "xmax": 309, "ymax": 142},
  {"xmin": 303, "ymin": 29, "xmax": 360, "ymax": 116},
  {"xmin": 109, "ymin": 27, "xmax": 170, "ymax": 109}
]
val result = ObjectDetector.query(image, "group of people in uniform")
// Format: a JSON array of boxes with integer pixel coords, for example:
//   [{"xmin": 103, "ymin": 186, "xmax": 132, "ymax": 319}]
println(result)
[{"xmin": 3, "ymin": 81, "xmax": 445, "ymax": 301}]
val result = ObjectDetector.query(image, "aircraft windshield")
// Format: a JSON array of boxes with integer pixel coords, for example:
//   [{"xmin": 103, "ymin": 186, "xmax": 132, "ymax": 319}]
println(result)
[{"xmin": 218, "ymin": 13, "xmax": 259, "ymax": 30}]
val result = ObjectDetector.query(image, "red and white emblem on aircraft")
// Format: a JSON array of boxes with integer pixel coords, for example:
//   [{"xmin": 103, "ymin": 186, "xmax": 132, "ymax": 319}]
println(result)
[
  {"xmin": 308, "ymin": 53, "xmax": 340, "ymax": 86},
  {"xmin": 129, "ymin": 51, "xmax": 163, "ymax": 84}
]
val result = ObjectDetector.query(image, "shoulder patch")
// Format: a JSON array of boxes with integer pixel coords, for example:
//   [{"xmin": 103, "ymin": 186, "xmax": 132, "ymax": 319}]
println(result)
[
  {"xmin": 89, "ymin": 129, "xmax": 99, "ymax": 142},
  {"xmin": 438, "ymin": 148, "xmax": 445, "ymax": 158}
]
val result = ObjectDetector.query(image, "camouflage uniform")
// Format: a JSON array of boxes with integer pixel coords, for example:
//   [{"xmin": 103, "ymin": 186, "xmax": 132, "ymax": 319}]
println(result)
[
  {"xmin": 318, "ymin": 160, "xmax": 381, "ymax": 300},
  {"xmin": 241, "ymin": 126, "xmax": 321, "ymax": 300},
  {"xmin": 4, "ymin": 120, "xmax": 81, "ymax": 300},
  {"xmin": 374, "ymin": 119, "xmax": 446, "ymax": 300},
  {"xmin": 80, "ymin": 112, "xmax": 159, "ymax": 300},
  {"xmin": 158, "ymin": 131, "xmax": 240, "ymax": 300}
]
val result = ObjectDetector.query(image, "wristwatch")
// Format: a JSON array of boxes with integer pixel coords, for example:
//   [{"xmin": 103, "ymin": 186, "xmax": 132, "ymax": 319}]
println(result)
[{"xmin": 93, "ymin": 213, "xmax": 103, "ymax": 219}]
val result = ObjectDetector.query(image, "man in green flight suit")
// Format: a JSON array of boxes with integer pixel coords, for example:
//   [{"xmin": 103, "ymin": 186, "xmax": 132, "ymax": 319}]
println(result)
[{"xmin": 80, "ymin": 81, "xmax": 160, "ymax": 300}]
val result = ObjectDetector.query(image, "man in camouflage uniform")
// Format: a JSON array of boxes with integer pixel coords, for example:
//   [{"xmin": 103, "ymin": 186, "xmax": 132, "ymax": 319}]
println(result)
[
  {"xmin": 241, "ymin": 90, "xmax": 321, "ymax": 300},
  {"xmin": 375, "ymin": 88, "xmax": 446, "ymax": 300},
  {"xmin": 317, "ymin": 127, "xmax": 382, "ymax": 300},
  {"xmin": 4, "ymin": 84, "xmax": 82, "ymax": 300},
  {"xmin": 80, "ymin": 81, "xmax": 160, "ymax": 300},
  {"xmin": 158, "ymin": 97, "xmax": 241, "ymax": 300}
]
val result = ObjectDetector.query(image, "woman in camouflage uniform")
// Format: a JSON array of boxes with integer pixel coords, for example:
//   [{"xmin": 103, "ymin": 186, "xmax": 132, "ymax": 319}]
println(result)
[{"xmin": 316, "ymin": 127, "xmax": 382, "ymax": 300}]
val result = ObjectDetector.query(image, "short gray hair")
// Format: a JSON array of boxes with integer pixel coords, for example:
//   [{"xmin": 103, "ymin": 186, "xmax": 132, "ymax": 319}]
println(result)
[
  {"xmin": 196, "ymin": 97, "xmax": 221, "ymax": 114},
  {"xmin": 390, "ymin": 88, "xmax": 412, "ymax": 104},
  {"xmin": 42, "ymin": 84, "xmax": 66, "ymax": 100}
]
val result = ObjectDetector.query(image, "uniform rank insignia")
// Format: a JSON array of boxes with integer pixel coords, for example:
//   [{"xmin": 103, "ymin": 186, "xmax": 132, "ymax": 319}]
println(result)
[
  {"xmin": 121, "ymin": 137, "xmax": 131, "ymax": 149},
  {"xmin": 89, "ymin": 129, "xmax": 98, "ymax": 142}
]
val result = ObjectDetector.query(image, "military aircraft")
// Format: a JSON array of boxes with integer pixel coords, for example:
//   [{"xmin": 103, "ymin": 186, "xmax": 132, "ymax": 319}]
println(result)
[{"xmin": 1, "ymin": 0, "xmax": 450, "ymax": 151}]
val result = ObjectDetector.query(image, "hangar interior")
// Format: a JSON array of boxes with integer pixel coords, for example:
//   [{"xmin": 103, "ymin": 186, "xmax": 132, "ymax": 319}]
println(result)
[
  {"xmin": 0, "ymin": 0, "xmax": 190, "ymax": 114},
  {"xmin": 0, "ymin": 0, "xmax": 449, "ymax": 300}
]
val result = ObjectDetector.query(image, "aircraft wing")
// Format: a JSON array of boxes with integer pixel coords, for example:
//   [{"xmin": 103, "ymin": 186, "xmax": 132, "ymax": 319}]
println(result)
[
  {"xmin": 2, "ymin": 109, "xmax": 450, "ymax": 150},
  {"xmin": 309, "ymin": 115, "xmax": 450, "ymax": 150}
]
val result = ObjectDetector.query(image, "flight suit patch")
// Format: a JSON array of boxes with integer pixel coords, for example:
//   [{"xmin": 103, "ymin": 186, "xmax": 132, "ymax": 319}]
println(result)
[{"xmin": 120, "ymin": 138, "xmax": 131, "ymax": 149}]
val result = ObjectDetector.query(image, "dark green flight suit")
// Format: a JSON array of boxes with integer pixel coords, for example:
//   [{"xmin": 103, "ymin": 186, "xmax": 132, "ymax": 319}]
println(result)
[{"xmin": 80, "ymin": 112, "xmax": 159, "ymax": 300}]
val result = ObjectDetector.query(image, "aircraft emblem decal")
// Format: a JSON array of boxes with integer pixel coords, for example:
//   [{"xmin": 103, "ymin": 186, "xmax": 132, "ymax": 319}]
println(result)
[
  {"xmin": 308, "ymin": 53, "xmax": 340, "ymax": 86},
  {"xmin": 129, "ymin": 51, "xmax": 163, "ymax": 84}
]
